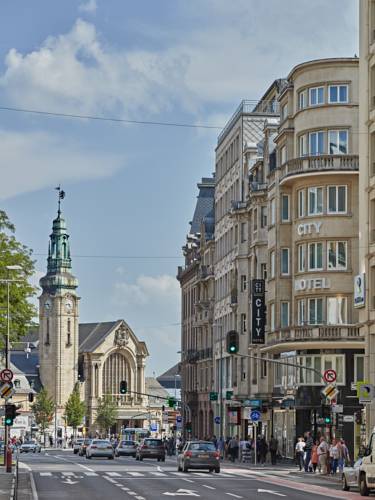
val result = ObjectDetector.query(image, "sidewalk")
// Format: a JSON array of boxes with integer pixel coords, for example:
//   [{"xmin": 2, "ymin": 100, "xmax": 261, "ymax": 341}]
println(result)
[{"xmin": 0, "ymin": 468, "xmax": 14, "ymax": 500}]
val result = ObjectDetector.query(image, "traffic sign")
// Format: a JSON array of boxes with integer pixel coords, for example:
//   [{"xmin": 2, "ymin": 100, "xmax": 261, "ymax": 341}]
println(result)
[
  {"xmin": 209, "ymin": 392, "xmax": 218, "ymax": 401},
  {"xmin": 250, "ymin": 410, "xmax": 261, "ymax": 422},
  {"xmin": 321, "ymin": 383, "xmax": 338, "ymax": 401},
  {"xmin": 0, "ymin": 382, "xmax": 14, "ymax": 400},
  {"xmin": 357, "ymin": 382, "xmax": 375, "ymax": 403},
  {"xmin": 0, "ymin": 369, "xmax": 13, "ymax": 383},
  {"xmin": 323, "ymin": 369, "xmax": 336, "ymax": 384},
  {"xmin": 214, "ymin": 416, "xmax": 221, "ymax": 424}
]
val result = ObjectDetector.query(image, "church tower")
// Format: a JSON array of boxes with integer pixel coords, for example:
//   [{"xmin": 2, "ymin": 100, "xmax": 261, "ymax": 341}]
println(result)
[{"xmin": 39, "ymin": 191, "xmax": 79, "ymax": 414}]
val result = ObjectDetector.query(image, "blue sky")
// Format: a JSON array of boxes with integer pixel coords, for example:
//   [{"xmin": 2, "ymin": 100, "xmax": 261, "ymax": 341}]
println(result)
[{"xmin": 0, "ymin": 0, "xmax": 358, "ymax": 375}]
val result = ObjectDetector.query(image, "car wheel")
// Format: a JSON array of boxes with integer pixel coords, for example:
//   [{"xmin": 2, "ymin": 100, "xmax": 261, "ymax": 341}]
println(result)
[
  {"xmin": 360, "ymin": 474, "xmax": 369, "ymax": 496},
  {"xmin": 157, "ymin": 458, "xmax": 160, "ymax": 462},
  {"xmin": 108, "ymin": 456, "xmax": 114, "ymax": 460},
  {"xmin": 162, "ymin": 457, "xmax": 165, "ymax": 462},
  {"xmin": 136, "ymin": 455, "xmax": 139, "ymax": 460},
  {"xmin": 215, "ymin": 468, "xmax": 220, "ymax": 474},
  {"xmin": 342, "ymin": 476, "xmax": 349, "ymax": 491},
  {"xmin": 74, "ymin": 450, "xmax": 78, "ymax": 455}
]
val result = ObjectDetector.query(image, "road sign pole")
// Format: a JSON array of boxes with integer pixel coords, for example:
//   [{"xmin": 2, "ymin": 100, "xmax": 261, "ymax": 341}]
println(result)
[{"xmin": 254, "ymin": 423, "xmax": 257, "ymax": 465}]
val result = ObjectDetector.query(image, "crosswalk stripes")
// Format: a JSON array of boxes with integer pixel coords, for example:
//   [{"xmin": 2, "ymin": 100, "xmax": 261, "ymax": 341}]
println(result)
[
  {"xmin": 150, "ymin": 472, "xmax": 167, "ymax": 477},
  {"xmin": 127, "ymin": 472, "xmax": 143, "ymax": 477},
  {"xmin": 106, "ymin": 472, "xmax": 121, "ymax": 476}
]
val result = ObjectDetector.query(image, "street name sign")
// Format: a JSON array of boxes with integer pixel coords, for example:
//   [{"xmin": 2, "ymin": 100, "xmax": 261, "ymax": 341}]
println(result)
[
  {"xmin": 0, "ymin": 368, "xmax": 13, "ymax": 383},
  {"xmin": 343, "ymin": 415, "xmax": 354, "ymax": 423},
  {"xmin": 332, "ymin": 404, "xmax": 343, "ymax": 413}
]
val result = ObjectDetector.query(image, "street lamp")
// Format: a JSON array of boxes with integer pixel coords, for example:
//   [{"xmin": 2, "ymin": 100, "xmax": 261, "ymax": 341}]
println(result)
[{"xmin": 213, "ymin": 322, "xmax": 223, "ymax": 439}]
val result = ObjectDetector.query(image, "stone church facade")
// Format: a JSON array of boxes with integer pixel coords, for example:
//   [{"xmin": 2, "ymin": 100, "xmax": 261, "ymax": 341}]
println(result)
[{"xmin": 37, "ymin": 205, "xmax": 149, "ymax": 433}]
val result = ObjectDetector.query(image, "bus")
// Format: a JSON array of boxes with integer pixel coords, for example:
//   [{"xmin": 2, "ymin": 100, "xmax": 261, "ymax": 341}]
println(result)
[{"xmin": 122, "ymin": 428, "xmax": 149, "ymax": 443}]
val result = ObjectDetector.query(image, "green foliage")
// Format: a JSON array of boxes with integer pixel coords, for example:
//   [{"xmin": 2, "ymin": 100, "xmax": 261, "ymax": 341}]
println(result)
[
  {"xmin": 0, "ymin": 210, "xmax": 36, "ymax": 346},
  {"xmin": 95, "ymin": 396, "xmax": 117, "ymax": 432},
  {"xmin": 31, "ymin": 388, "xmax": 55, "ymax": 433},
  {"xmin": 64, "ymin": 383, "xmax": 86, "ymax": 430}
]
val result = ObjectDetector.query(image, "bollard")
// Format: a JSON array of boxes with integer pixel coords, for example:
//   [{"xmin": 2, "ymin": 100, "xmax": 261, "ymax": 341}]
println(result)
[{"xmin": 6, "ymin": 446, "xmax": 12, "ymax": 473}]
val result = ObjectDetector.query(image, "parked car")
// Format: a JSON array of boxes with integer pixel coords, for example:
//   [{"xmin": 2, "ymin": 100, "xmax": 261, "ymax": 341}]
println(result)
[
  {"xmin": 73, "ymin": 438, "xmax": 85, "ymax": 455},
  {"xmin": 115, "ymin": 440, "xmax": 137, "ymax": 457},
  {"xmin": 86, "ymin": 439, "xmax": 114, "ymax": 459},
  {"xmin": 343, "ymin": 458, "xmax": 362, "ymax": 491},
  {"xmin": 136, "ymin": 438, "xmax": 165, "ymax": 462},
  {"xmin": 20, "ymin": 440, "xmax": 41, "ymax": 453},
  {"xmin": 177, "ymin": 441, "xmax": 220, "ymax": 473},
  {"xmin": 78, "ymin": 439, "xmax": 92, "ymax": 457}
]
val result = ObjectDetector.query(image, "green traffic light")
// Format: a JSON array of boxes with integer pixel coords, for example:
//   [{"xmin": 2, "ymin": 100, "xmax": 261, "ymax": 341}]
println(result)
[
  {"xmin": 5, "ymin": 417, "xmax": 12, "ymax": 426},
  {"xmin": 324, "ymin": 417, "xmax": 331, "ymax": 424}
]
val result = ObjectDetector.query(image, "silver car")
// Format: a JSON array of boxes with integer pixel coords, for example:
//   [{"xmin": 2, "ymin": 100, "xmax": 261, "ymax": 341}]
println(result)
[
  {"xmin": 177, "ymin": 441, "xmax": 220, "ymax": 473},
  {"xmin": 20, "ymin": 440, "xmax": 41, "ymax": 453},
  {"xmin": 115, "ymin": 440, "xmax": 137, "ymax": 457},
  {"xmin": 73, "ymin": 438, "xmax": 84, "ymax": 454},
  {"xmin": 86, "ymin": 439, "xmax": 114, "ymax": 459},
  {"xmin": 342, "ymin": 458, "xmax": 362, "ymax": 491}
]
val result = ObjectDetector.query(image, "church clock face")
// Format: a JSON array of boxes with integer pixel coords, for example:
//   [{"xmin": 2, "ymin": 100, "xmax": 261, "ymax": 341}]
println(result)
[
  {"xmin": 44, "ymin": 300, "xmax": 51, "ymax": 313},
  {"xmin": 65, "ymin": 299, "xmax": 73, "ymax": 313}
]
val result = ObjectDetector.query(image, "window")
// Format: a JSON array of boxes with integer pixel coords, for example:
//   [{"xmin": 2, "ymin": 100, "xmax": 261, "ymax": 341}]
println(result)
[
  {"xmin": 280, "ymin": 145, "xmax": 287, "ymax": 165},
  {"xmin": 270, "ymin": 251, "xmax": 275, "ymax": 278},
  {"xmin": 261, "ymin": 263, "xmax": 267, "ymax": 280},
  {"xmin": 14, "ymin": 379, "xmax": 20, "ymax": 388},
  {"xmin": 281, "ymin": 103, "xmax": 288, "ymax": 121},
  {"xmin": 297, "ymin": 299, "xmax": 306, "ymax": 326},
  {"xmin": 354, "ymin": 355, "xmax": 365, "ymax": 382},
  {"xmin": 270, "ymin": 303, "xmax": 275, "ymax": 331},
  {"xmin": 308, "ymin": 242, "xmax": 323, "ymax": 270},
  {"xmin": 298, "ymin": 354, "xmax": 345, "ymax": 385},
  {"xmin": 308, "ymin": 298, "xmax": 323, "ymax": 324},
  {"xmin": 327, "ymin": 297, "xmax": 347, "ymax": 324},
  {"xmin": 261, "ymin": 206, "xmax": 267, "ymax": 228},
  {"xmin": 309, "ymin": 131, "xmax": 324, "ymax": 155},
  {"xmin": 298, "ymin": 244, "xmax": 306, "ymax": 272},
  {"xmin": 241, "ymin": 222, "xmax": 247, "ymax": 242},
  {"xmin": 281, "ymin": 302, "xmax": 290, "ymax": 328},
  {"xmin": 67, "ymin": 318, "xmax": 71, "ymax": 346},
  {"xmin": 327, "ymin": 241, "xmax": 347, "ymax": 270},
  {"xmin": 298, "ymin": 189, "xmax": 305, "ymax": 217},
  {"xmin": 270, "ymin": 199, "xmax": 276, "ymax": 225},
  {"xmin": 46, "ymin": 319, "xmax": 50, "ymax": 345},
  {"xmin": 299, "ymin": 134, "xmax": 307, "ymax": 156},
  {"xmin": 281, "ymin": 248, "xmax": 290, "ymax": 275},
  {"xmin": 328, "ymin": 85, "xmax": 348, "ymax": 103},
  {"xmin": 241, "ymin": 275, "xmax": 247, "ymax": 292},
  {"xmin": 308, "ymin": 187, "xmax": 323, "ymax": 215},
  {"xmin": 309, "ymin": 86, "xmax": 324, "ymax": 106},
  {"xmin": 329, "ymin": 130, "xmax": 348, "ymax": 155},
  {"xmin": 241, "ymin": 313, "xmax": 247, "ymax": 333},
  {"xmin": 281, "ymin": 195, "xmax": 290, "ymax": 222},
  {"xmin": 328, "ymin": 185, "xmax": 347, "ymax": 213},
  {"xmin": 253, "ymin": 209, "xmax": 258, "ymax": 232},
  {"xmin": 298, "ymin": 90, "xmax": 306, "ymax": 110}
]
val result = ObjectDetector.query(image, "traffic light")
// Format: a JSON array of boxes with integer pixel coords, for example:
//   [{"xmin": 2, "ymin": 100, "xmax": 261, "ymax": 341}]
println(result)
[
  {"xmin": 28, "ymin": 393, "xmax": 34, "ymax": 403},
  {"xmin": 4, "ymin": 404, "xmax": 20, "ymax": 426},
  {"xmin": 168, "ymin": 397, "xmax": 176, "ymax": 408},
  {"xmin": 162, "ymin": 405, "xmax": 165, "ymax": 412},
  {"xmin": 355, "ymin": 410, "xmax": 362, "ymax": 424},
  {"xmin": 321, "ymin": 405, "xmax": 331, "ymax": 425},
  {"xmin": 226, "ymin": 330, "xmax": 239, "ymax": 354},
  {"xmin": 119, "ymin": 380, "xmax": 128, "ymax": 394},
  {"xmin": 185, "ymin": 422, "xmax": 192, "ymax": 433}
]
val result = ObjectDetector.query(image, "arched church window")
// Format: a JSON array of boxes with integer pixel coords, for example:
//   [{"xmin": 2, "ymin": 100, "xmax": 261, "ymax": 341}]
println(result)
[
  {"xmin": 62, "ymin": 241, "xmax": 67, "ymax": 259},
  {"xmin": 102, "ymin": 352, "xmax": 131, "ymax": 398},
  {"xmin": 67, "ymin": 318, "xmax": 71, "ymax": 346},
  {"xmin": 45, "ymin": 318, "xmax": 50, "ymax": 345}
]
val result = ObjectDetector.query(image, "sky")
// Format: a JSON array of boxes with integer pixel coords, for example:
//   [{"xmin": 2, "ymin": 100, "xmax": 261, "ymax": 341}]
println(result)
[{"xmin": 0, "ymin": 0, "xmax": 359, "ymax": 375}]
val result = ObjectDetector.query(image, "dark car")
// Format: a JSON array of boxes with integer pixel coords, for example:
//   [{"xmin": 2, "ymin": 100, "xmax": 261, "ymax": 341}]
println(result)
[
  {"xmin": 177, "ymin": 441, "xmax": 220, "ymax": 473},
  {"xmin": 136, "ymin": 438, "xmax": 165, "ymax": 462},
  {"xmin": 78, "ymin": 439, "xmax": 92, "ymax": 456},
  {"xmin": 115, "ymin": 440, "xmax": 137, "ymax": 457}
]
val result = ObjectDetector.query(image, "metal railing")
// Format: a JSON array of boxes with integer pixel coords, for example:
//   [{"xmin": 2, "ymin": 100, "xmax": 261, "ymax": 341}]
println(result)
[
  {"xmin": 268, "ymin": 325, "xmax": 363, "ymax": 345},
  {"xmin": 280, "ymin": 154, "xmax": 359, "ymax": 181},
  {"xmin": 250, "ymin": 182, "xmax": 268, "ymax": 192}
]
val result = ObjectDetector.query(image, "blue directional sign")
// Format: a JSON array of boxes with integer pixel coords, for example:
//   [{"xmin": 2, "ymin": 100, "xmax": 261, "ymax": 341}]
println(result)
[
  {"xmin": 150, "ymin": 423, "xmax": 158, "ymax": 432},
  {"xmin": 250, "ymin": 410, "xmax": 261, "ymax": 422},
  {"xmin": 214, "ymin": 416, "xmax": 221, "ymax": 424},
  {"xmin": 176, "ymin": 416, "xmax": 182, "ymax": 423}
]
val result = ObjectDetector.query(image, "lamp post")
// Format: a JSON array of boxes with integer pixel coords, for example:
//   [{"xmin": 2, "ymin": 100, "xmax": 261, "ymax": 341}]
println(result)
[{"xmin": 213, "ymin": 322, "xmax": 223, "ymax": 440}]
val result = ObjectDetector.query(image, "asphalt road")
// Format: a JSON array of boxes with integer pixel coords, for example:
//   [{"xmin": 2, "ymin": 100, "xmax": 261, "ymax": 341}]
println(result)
[{"xmin": 19, "ymin": 450, "xmax": 359, "ymax": 500}]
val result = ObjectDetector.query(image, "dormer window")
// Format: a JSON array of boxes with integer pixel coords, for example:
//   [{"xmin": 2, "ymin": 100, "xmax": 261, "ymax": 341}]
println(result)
[{"xmin": 14, "ymin": 379, "xmax": 20, "ymax": 388}]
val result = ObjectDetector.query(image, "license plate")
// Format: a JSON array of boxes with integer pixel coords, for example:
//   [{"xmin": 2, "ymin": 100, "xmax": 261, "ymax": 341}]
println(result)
[{"xmin": 198, "ymin": 454, "xmax": 209, "ymax": 458}]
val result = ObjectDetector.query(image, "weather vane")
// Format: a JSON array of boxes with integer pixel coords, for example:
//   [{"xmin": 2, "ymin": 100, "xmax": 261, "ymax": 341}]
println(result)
[{"xmin": 55, "ymin": 185, "xmax": 66, "ymax": 215}]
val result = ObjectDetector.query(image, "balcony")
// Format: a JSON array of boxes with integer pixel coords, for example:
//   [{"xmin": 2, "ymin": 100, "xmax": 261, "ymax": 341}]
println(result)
[
  {"xmin": 249, "ymin": 182, "xmax": 268, "ymax": 193},
  {"xmin": 265, "ymin": 325, "xmax": 363, "ymax": 350},
  {"xmin": 231, "ymin": 200, "xmax": 247, "ymax": 213},
  {"xmin": 280, "ymin": 155, "xmax": 359, "ymax": 183},
  {"xmin": 198, "ymin": 265, "xmax": 214, "ymax": 280},
  {"xmin": 230, "ymin": 292, "xmax": 238, "ymax": 308}
]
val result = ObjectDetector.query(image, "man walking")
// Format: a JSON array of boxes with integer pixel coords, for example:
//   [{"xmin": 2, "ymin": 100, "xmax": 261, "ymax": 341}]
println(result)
[
  {"xmin": 304, "ymin": 432, "xmax": 313, "ymax": 472},
  {"xmin": 269, "ymin": 435, "xmax": 278, "ymax": 465},
  {"xmin": 228, "ymin": 436, "xmax": 239, "ymax": 462},
  {"xmin": 318, "ymin": 436, "xmax": 329, "ymax": 475}
]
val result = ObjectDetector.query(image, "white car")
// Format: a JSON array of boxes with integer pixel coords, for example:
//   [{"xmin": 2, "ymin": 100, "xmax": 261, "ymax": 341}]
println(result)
[
  {"xmin": 86, "ymin": 439, "xmax": 114, "ymax": 459},
  {"xmin": 342, "ymin": 458, "xmax": 361, "ymax": 491},
  {"xmin": 20, "ymin": 440, "xmax": 41, "ymax": 453}
]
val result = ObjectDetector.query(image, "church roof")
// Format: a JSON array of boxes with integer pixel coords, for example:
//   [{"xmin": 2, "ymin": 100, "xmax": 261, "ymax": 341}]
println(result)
[{"xmin": 78, "ymin": 321, "xmax": 121, "ymax": 352}]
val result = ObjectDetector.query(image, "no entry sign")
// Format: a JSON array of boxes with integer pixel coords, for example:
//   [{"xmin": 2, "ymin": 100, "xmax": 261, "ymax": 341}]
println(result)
[
  {"xmin": 0, "ymin": 369, "xmax": 13, "ymax": 383},
  {"xmin": 323, "ymin": 369, "xmax": 336, "ymax": 383}
]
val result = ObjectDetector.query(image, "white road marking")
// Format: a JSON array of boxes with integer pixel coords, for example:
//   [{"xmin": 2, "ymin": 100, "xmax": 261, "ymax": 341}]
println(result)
[
  {"xmin": 84, "ymin": 472, "xmax": 98, "ymax": 476},
  {"xmin": 39, "ymin": 472, "xmax": 52, "ymax": 476},
  {"xmin": 127, "ymin": 472, "xmax": 144, "ymax": 477},
  {"xmin": 76, "ymin": 462, "xmax": 95, "ymax": 472},
  {"xmin": 104, "ymin": 477, "xmax": 118, "ymax": 483},
  {"xmin": 193, "ymin": 473, "xmax": 211, "ymax": 477},
  {"xmin": 151, "ymin": 472, "xmax": 167, "ymax": 476},
  {"xmin": 157, "ymin": 466, "xmax": 164, "ymax": 472},
  {"xmin": 182, "ymin": 479, "xmax": 194, "ymax": 483},
  {"xmin": 225, "ymin": 494, "xmax": 243, "ymax": 499},
  {"xmin": 19, "ymin": 462, "xmax": 31, "ymax": 471},
  {"xmin": 61, "ymin": 472, "xmax": 75, "ymax": 476},
  {"xmin": 122, "ymin": 487, "xmax": 130, "ymax": 491},
  {"xmin": 135, "ymin": 497, "xmax": 145, "ymax": 500},
  {"xmin": 30, "ymin": 472, "xmax": 39, "ymax": 500},
  {"xmin": 203, "ymin": 485, "xmax": 215, "ymax": 490},
  {"xmin": 257, "ymin": 489, "xmax": 286, "ymax": 497},
  {"xmin": 128, "ymin": 493, "xmax": 137, "ymax": 497},
  {"xmin": 106, "ymin": 472, "xmax": 121, "ymax": 476}
]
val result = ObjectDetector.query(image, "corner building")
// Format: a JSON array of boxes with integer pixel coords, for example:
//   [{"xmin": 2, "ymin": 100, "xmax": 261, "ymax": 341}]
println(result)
[{"xmin": 263, "ymin": 58, "xmax": 364, "ymax": 458}]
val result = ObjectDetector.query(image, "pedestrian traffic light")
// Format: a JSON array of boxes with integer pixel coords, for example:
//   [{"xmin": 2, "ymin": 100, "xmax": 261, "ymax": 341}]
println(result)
[
  {"xmin": 355, "ymin": 410, "xmax": 362, "ymax": 424},
  {"xmin": 119, "ymin": 380, "xmax": 128, "ymax": 394},
  {"xmin": 4, "ymin": 404, "xmax": 20, "ymax": 426},
  {"xmin": 226, "ymin": 330, "xmax": 239, "ymax": 354},
  {"xmin": 321, "ymin": 405, "xmax": 331, "ymax": 424}
]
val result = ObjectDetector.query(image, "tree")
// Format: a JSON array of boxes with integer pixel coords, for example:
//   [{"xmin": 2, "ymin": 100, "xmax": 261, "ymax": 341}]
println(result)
[
  {"xmin": 31, "ymin": 388, "xmax": 55, "ymax": 446},
  {"xmin": 64, "ymin": 383, "xmax": 86, "ymax": 437},
  {"xmin": 95, "ymin": 396, "xmax": 118, "ymax": 435},
  {"xmin": 0, "ymin": 210, "xmax": 36, "ymax": 347}
]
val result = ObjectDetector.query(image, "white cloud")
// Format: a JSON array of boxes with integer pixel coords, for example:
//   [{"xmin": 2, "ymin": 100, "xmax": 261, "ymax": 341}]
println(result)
[
  {"xmin": 79, "ymin": 0, "xmax": 97, "ymax": 14},
  {"xmin": 0, "ymin": 129, "xmax": 124, "ymax": 200},
  {"xmin": 114, "ymin": 274, "xmax": 180, "ymax": 308}
]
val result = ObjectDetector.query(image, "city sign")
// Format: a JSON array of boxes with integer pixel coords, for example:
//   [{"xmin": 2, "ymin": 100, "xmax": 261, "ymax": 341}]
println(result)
[
  {"xmin": 0, "ymin": 382, "xmax": 14, "ymax": 400},
  {"xmin": 250, "ymin": 410, "xmax": 261, "ymax": 422},
  {"xmin": 323, "ymin": 369, "xmax": 336, "ymax": 384},
  {"xmin": 0, "ymin": 369, "xmax": 13, "ymax": 383},
  {"xmin": 251, "ymin": 279, "xmax": 266, "ymax": 345},
  {"xmin": 321, "ymin": 383, "xmax": 338, "ymax": 401},
  {"xmin": 354, "ymin": 273, "xmax": 366, "ymax": 308},
  {"xmin": 357, "ymin": 381, "xmax": 375, "ymax": 403},
  {"xmin": 248, "ymin": 399, "xmax": 262, "ymax": 408}
]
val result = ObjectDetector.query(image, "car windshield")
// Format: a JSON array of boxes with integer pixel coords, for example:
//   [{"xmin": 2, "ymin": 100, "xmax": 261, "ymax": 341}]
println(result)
[
  {"xmin": 75, "ymin": 439, "xmax": 84, "ymax": 443},
  {"xmin": 189, "ymin": 442, "xmax": 216, "ymax": 451},
  {"xmin": 83, "ymin": 439, "xmax": 91, "ymax": 444},
  {"xmin": 144, "ymin": 439, "xmax": 162, "ymax": 447},
  {"xmin": 92, "ymin": 440, "xmax": 110, "ymax": 445},
  {"xmin": 24, "ymin": 441, "xmax": 35, "ymax": 445},
  {"xmin": 121, "ymin": 441, "xmax": 135, "ymax": 446}
]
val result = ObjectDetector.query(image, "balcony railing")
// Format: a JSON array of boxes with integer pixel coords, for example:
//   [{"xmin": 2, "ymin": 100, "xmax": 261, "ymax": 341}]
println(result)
[
  {"xmin": 198, "ymin": 265, "xmax": 214, "ymax": 280},
  {"xmin": 250, "ymin": 182, "xmax": 268, "ymax": 192},
  {"xmin": 231, "ymin": 200, "xmax": 247, "ymax": 212},
  {"xmin": 280, "ymin": 154, "xmax": 359, "ymax": 182},
  {"xmin": 268, "ymin": 325, "xmax": 363, "ymax": 346}
]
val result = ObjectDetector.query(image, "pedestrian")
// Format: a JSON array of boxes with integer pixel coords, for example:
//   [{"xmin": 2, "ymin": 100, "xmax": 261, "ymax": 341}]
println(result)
[
  {"xmin": 304, "ymin": 432, "xmax": 313, "ymax": 472},
  {"xmin": 339, "ymin": 439, "xmax": 350, "ymax": 474},
  {"xmin": 295, "ymin": 437, "xmax": 305, "ymax": 471},
  {"xmin": 269, "ymin": 435, "xmax": 278, "ymax": 465},
  {"xmin": 317, "ymin": 436, "xmax": 329, "ymax": 475},
  {"xmin": 212, "ymin": 435, "xmax": 218, "ymax": 449},
  {"xmin": 259, "ymin": 436, "xmax": 268, "ymax": 465},
  {"xmin": 228, "ymin": 436, "xmax": 239, "ymax": 462},
  {"xmin": 329, "ymin": 438, "xmax": 339, "ymax": 475},
  {"xmin": 311, "ymin": 440, "xmax": 319, "ymax": 473},
  {"xmin": 217, "ymin": 436, "xmax": 224, "ymax": 459}
]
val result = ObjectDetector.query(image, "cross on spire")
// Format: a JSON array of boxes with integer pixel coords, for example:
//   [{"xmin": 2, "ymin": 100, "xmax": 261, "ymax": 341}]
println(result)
[{"xmin": 55, "ymin": 185, "xmax": 66, "ymax": 216}]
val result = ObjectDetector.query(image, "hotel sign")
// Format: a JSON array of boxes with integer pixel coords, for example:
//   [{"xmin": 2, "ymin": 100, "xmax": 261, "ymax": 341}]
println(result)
[
  {"xmin": 354, "ymin": 273, "xmax": 365, "ymax": 308},
  {"xmin": 251, "ymin": 279, "xmax": 266, "ymax": 345},
  {"xmin": 297, "ymin": 221, "xmax": 322, "ymax": 236},
  {"xmin": 295, "ymin": 277, "xmax": 330, "ymax": 291}
]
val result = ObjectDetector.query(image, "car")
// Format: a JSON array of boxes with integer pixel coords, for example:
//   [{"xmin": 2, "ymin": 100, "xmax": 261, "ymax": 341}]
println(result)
[
  {"xmin": 177, "ymin": 441, "xmax": 220, "ymax": 473},
  {"xmin": 19, "ymin": 440, "xmax": 41, "ymax": 453},
  {"xmin": 342, "ymin": 458, "xmax": 362, "ymax": 491},
  {"xmin": 85, "ymin": 439, "xmax": 114, "ymax": 459},
  {"xmin": 78, "ymin": 439, "xmax": 92, "ymax": 456},
  {"xmin": 136, "ymin": 438, "xmax": 165, "ymax": 462},
  {"xmin": 115, "ymin": 440, "xmax": 137, "ymax": 457},
  {"xmin": 73, "ymin": 438, "xmax": 85, "ymax": 455}
]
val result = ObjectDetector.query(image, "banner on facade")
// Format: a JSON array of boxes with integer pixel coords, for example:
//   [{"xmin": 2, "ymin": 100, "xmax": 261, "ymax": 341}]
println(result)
[
  {"xmin": 354, "ymin": 273, "xmax": 365, "ymax": 308},
  {"xmin": 251, "ymin": 279, "xmax": 266, "ymax": 344}
]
